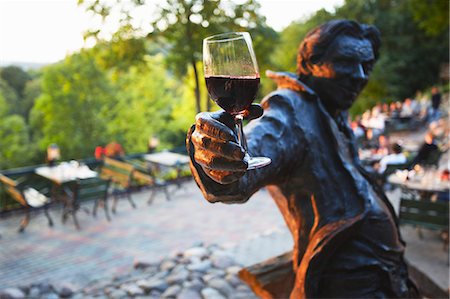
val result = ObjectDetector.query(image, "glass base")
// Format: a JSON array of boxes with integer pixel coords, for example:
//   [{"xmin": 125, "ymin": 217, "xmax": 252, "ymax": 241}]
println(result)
[{"xmin": 247, "ymin": 156, "xmax": 271, "ymax": 170}]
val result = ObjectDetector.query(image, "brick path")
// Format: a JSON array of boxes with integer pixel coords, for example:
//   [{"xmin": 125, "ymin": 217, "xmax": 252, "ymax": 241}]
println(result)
[
  {"xmin": 0, "ymin": 183, "xmax": 290, "ymax": 290},
  {"xmin": 0, "ymin": 180, "xmax": 448, "ymax": 292}
]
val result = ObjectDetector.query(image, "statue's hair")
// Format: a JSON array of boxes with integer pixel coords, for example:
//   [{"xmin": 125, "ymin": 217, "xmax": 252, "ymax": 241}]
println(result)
[{"xmin": 297, "ymin": 20, "xmax": 381, "ymax": 79}]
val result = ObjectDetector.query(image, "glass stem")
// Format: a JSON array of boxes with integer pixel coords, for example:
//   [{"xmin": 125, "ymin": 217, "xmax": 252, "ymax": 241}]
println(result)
[{"xmin": 235, "ymin": 114, "xmax": 248, "ymax": 153}]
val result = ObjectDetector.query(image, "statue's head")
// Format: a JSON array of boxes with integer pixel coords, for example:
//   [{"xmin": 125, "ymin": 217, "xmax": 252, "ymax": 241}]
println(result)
[{"xmin": 297, "ymin": 20, "xmax": 381, "ymax": 111}]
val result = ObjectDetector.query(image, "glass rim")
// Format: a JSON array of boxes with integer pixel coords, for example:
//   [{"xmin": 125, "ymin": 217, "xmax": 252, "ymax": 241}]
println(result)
[{"xmin": 204, "ymin": 32, "xmax": 250, "ymax": 43}]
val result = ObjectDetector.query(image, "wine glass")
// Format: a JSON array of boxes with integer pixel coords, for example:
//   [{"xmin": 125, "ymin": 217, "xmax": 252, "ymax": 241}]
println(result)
[{"xmin": 203, "ymin": 32, "xmax": 271, "ymax": 170}]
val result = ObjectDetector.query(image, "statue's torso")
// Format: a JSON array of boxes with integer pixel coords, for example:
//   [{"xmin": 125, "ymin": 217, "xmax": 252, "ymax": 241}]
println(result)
[{"xmin": 257, "ymin": 83, "xmax": 410, "ymax": 297}]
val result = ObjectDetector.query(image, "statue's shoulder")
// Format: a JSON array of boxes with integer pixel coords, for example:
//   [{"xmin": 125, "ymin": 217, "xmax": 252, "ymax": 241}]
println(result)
[{"xmin": 262, "ymin": 71, "xmax": 315, "ymax": 109}]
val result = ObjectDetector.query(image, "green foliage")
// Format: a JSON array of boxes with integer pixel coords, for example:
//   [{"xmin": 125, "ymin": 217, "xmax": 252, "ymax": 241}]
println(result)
[
  {"xmin": 0, "ymin": 95, "xmax": 35, "ymax": 169},
  {"xmin": 408, "ymin": 0, "xmax": 449, "ymax": 37},
  {"xmin": 0, "ymin": 78, "xmax": 18, "ymax": 115},
  {"xmin": 30, "ymin": 51, "xmax": 115, "ymax": 160},
  {"xmin": 91, "ymin": 37, "xmax": 147, "ymax": 75},
  {"xmin": 270, "ymin": 9, "xmax": 334, "ymax": 73},
  {"xmin": 107, "ymin": 54, "xmax": 178, "ymax": 152},
  {"xmin": 169, "ymin": 61, "xmax": 217, "ymax": 143},
  {"xmin": 0, "ymin": 66, "xmax": 30, "ymax": 98},
  {"xmin": 79, "ymin": 0, "xmax": 279, "ymax": 113},
  {"xmin": 21, "ymin": 78, "xmax": 42, "ymax": 122}
]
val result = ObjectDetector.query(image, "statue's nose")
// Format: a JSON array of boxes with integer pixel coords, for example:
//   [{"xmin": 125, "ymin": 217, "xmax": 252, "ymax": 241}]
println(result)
[{"xmin": 352, "ymin": 64, "xmax": 368, "ymax": 80}]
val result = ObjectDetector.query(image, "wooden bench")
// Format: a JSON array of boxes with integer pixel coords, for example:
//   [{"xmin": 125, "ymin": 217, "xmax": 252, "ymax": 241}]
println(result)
[
  {"xmin": 124, "ymin": 157, "xmax": 171, "ymax": 203},
  {"xmin": 100, "ymin": 157, "xmax": 136, "ymax": 213},
  {"xmin": 0, "ymin": 174, "xmax": 53, "ymax": 232},
  {"xmin": 399, "ymin": 197, "xmax": 449, "ymax": 250}
]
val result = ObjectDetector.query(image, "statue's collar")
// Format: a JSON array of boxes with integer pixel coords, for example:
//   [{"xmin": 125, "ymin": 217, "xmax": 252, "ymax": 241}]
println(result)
[{"xmin": 266, "ymin": 70, "xmax": 316, "ymax": 96}]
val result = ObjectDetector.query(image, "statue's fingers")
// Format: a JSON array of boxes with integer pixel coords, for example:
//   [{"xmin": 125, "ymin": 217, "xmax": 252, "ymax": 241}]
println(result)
[
  {"xmin": 209, "ymin": 110, "xmax": 236, "ymax": 128},
  {"xmin": 244, "ymin": 104, "xmax": 264, "ymax": 121},
  {"xmin": 191, "ymin": 131, "xmax": 245, "ymax": 160},
  {"xmin": 194, "ymin": 149, "xmax": 247, "ymax": 171},
  {"xmin": 203, "ymin": 169, "xmax": 245, "ymax": 184},
  {"xmin": 196, "ymin": 112, "xmax": 237, "ymax": 142}
]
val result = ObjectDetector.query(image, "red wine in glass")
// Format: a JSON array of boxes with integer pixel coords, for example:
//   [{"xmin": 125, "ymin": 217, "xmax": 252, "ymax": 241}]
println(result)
[
  {"xmin": 205, "ymin": 76, "xmax": 260, "ymax": 115},
  {"xmin": 203, "ymin": 32, "xmax": 271, "ymax": 170}
]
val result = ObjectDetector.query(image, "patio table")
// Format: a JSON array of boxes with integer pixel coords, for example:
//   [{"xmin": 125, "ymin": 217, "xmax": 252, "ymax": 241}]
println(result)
[
  {"xmin": 143, "ymin": 151, "xmax": 190, "ymax": 167},
  {"xmin": 143, "ymin": 151, "xmax": 191, "ymax": 190},
  {"xmin": 35, "ymin": 162, "xmax": 97, "ymax": 185},
  {"xmin": 359, "ymin": 149, "xmax": 385, "ymax": 166},
  {"xmin": 388, "ymin": 170, "xmax": 450, "ymax": 193},
  {"xmin": 35, "ymin": 162, "xmax": 99, "ymax": 224}
]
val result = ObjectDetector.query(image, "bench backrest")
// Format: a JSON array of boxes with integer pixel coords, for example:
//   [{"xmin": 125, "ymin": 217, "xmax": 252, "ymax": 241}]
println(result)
[
  {"xmin": 399, "ymin": 198, "xmax": 449, "ymax": 230},
  {"xmin": 0, "ymin": 174, "xmax": 27, "ymax": 206},
  {"xmin": 122, "ymin": 158, "xmax": 159, "ymax": 186},
  {"xmin": 74, "ymin": 177, "xmax": 110, "ymax": 202},
  {"xmin": 100, "ymin": 157, "xmax": 134, "ymax": 188}
]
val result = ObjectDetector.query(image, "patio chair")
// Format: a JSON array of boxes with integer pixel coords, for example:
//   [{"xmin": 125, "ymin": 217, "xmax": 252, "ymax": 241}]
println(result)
[
  {"xmin": 62, "ymin": 177, "xmax": 111, "ymax": 230},
  {"xmin": 399, "ymin": 197, "xmax": 449, "ymax": 253},
  {"xmin": 0, "ymin": 173, "xmax": 53, "ymax": 232},
  {"xmin": 100, "ymin": 157, "xmax": 136, "ymax": 213}
]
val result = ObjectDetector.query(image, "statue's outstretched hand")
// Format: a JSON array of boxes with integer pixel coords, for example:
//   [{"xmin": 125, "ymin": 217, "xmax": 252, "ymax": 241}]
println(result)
[{"xmin": 190, "ymin": 104, "xmax": 263, "ymax": 184}]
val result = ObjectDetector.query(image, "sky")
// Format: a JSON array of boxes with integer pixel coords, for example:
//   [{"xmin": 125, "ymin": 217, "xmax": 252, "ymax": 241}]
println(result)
[{"xmin": 0, "ymin": 0, "xmax": 344, "ymax": 64}]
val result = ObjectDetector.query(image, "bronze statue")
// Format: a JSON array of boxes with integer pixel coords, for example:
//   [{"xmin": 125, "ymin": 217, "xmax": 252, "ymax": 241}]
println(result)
[{"xmin": 187, "ymin": 20, "xmax": 418, "ymax": 298}]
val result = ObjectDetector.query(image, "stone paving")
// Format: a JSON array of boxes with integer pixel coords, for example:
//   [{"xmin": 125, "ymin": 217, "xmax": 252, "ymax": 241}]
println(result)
[
  {"xmin": 0, "ymin": 179, "xmax": 449, "ymax": 294},
  {"xmin": 0, "ymin": 183, "xmax": 290, "ymax": 291}
]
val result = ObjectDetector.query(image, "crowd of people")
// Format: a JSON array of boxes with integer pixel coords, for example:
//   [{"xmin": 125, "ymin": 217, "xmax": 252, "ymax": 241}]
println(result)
[{"xmin": 352, "ymin": 86, "xmax": 448, "ymax": 180}]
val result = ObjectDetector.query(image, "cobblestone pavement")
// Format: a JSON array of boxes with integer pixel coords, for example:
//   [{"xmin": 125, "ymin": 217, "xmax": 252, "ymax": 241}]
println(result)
[
  {"xmin": 0, "ymin": 183, "xmax": 290, "ymax": 290},
  {"xmin": 1, "ymin": 180, "xmax": 448, "ymax": 293}
]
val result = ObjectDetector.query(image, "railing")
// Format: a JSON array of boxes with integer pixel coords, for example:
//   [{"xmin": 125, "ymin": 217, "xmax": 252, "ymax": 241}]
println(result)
[{"xmin": 0, "ymin": 152, "xmax": 148, "ymax": 213}]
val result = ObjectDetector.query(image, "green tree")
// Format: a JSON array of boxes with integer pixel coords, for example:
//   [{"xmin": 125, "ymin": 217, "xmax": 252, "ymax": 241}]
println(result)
[
  {"xmin": 21, "ymin": 78, "xmax": 42, "ymax": 122},
  {"xmin": 169, "ymin": 61, "xmax": 217, "ymax": 148},
  {"xmin": 270, "ymin": 9, "xmax": 334, "ymax": 73},
  {"xmin": 91, "ymin": 36, "xmax": 147, "ymax": 78},
  {"xmin": 0, "ymin": 78, "xmax": 18, "ymax": 115},
  {"xmin": 107, "ymin": 54, "xmax": 179, "ymax": 152},
  {"xmin": 0, "ymin": 94, "xmax": 35, "ymax": 169},
  {"xmin": 30, "ymin": 51, "xmax": 115, "ymax": 160},
  {"xmin": 0, "ymin": 66, "xmax": 30, "ymax": 98},
  {"xmin": 79, "ymin": 0, "xmax": 277, "ymax": 113},
  {"xmin": 409, "ymin": 0, "xmax": 449, "ymax": 37}
]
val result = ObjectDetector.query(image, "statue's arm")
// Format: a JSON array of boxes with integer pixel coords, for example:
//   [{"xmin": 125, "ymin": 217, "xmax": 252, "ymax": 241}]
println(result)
[{"xmin": 187, "ymin": 92, "xmax": 306, "ymax": 204}]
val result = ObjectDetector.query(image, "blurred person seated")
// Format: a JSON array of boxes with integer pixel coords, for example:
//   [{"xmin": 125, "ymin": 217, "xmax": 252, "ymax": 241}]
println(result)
[
  {"xmin": 351, "ymin": 121, "xmax": 365, "ymax": 139},
  {"xmin": 427, "ymin": 86, "xmax": 442, "ymax": 122},
  {"xmin": 389, "ymin": 102, "xmax": 400, "ymax": 118},
  {"xmin": 400, "ymin": 98, "xmax": 413, "ymax": 117},
  {"xmin": 409, "ymin": 132, "xmax": 439, "ymax": 168},
  {"xmin": 360, "ymin": 110, "xmax": 371, "ymax": 128},
  {"xmin": 368, "ymin": 108, "xmax": 385, "ymax": 135},
  {"xmin": 381, "ymin": 103, "xmax": 390, "ymax": 117},
  {"xmin": 104, "ymin": 141, "xmax": 125, "ymax": 158},
  {"xmin": 46, "ymin": 143, "xmax": 61, "ymax": 166},
  {"xmin": 361, "ymin": 128, "xmax": 379, "ymax": 150},
  {"xmin": 376, "ymin": 143, "xmax": 407, "ymax": 174},
  {"xmin": 376, "ymin": 135, "xmax": 390, "ymax": 156},
  {"xmin": 148, "ymin": 136, "xmax": 160, "ymax": 153},
  {"xmin": 94, "ymin": 145, "xmax": 103, "ymax": 160},
  {"xmin": 410, "ymin": 97, "xmax": 421, "ymax": 116}
]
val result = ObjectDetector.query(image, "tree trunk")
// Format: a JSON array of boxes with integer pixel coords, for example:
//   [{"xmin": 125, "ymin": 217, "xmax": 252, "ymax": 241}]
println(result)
[
  {"xmin": 206, "ymin": 93, "xmax": 211, "ymax": 111},
  {"xmin": 191, "ymin": 59, "xmax": 201, "ymax": 113}
]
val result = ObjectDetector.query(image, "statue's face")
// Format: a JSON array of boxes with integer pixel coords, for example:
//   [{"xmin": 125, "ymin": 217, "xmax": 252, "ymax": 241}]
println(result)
[{"xmin": 307, "ymin": 36, "xmax": 375, "ymax": 111}]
